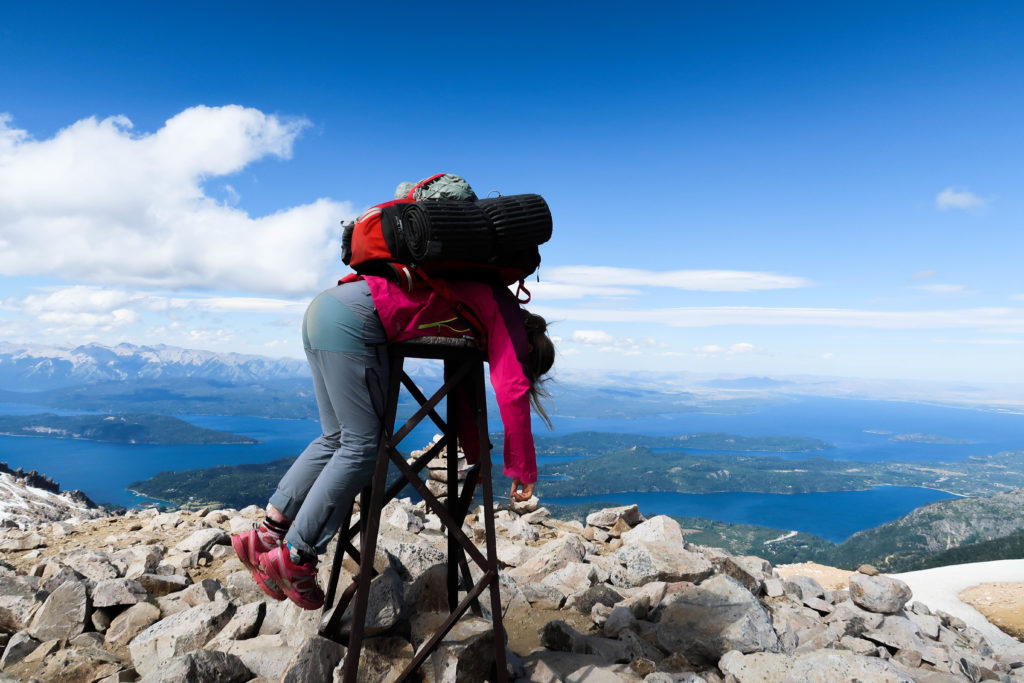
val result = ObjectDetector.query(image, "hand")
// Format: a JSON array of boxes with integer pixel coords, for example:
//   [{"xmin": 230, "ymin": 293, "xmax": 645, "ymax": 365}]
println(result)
[{"xmin": 510, "ymin": 479, "xmax": 535, "ymax": 502}]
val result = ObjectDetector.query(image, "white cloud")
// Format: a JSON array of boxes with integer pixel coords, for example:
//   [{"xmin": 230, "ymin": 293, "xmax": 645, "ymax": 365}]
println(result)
[
  {"xmin": 821, "ymin": 352, "xmax": 835, "ymax": 359},
  {"xmin": 572, "ymin": 330, "xmax": 614, "ymax": 345},
  {"xmin": 914, "ymin": 284, "xmax": 968, "ymax": 295},
  {"xmin": 692, "ymin": 342, "xmax": 759, "ymax": 356},
  {"xmin": 527, "ymin": 282, "xmax": 643, "ymax": 300},
  {"xmin": 936, "ymin": 187, "xmax": 987, "ymax": 210},
  {"xmin": 531, "ymin": 304, "xmax": 1024, "ymax": 332},
  {"xmin": 0, "ymin": 107, "xmax": 352, "ymax": 295},
  {"xmin": 933, "ymin": 338, "xmax": 1022, "ymax": 345},
  {"xmin": 912, "ymin": 270, "xmax": 940, "ymax": 281},
  {"xmin": 1013, "ymin": 294, "xmax": 1024, "ymax": 302},
  {"xmin": 544, "ymin": 266, "xmax": 810, "ymax": 292}
]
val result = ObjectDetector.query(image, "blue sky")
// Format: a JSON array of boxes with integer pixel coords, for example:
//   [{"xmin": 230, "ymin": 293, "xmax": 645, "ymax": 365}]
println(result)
[{"xmin": 1, "ymin": 2, "xmax": 1023, "ymax": 385}]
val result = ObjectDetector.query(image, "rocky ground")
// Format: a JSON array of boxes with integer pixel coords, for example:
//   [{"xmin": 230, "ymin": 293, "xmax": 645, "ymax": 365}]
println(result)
[{"xmin": 2, "ymin": 458, "xmax": 1024, "ymax": 682}]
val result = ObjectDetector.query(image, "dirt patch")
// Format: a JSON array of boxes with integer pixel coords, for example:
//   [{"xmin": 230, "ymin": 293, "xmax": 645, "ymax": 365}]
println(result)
[
  {"xmin": 775, "ymin": 561, "xmax": 853, "ymax": 591},
  {"xmin": 504, "ymin": 606, "xmax": 595, "ymax": 656},
  {"xmin": 959, "ymin": 582, "xmax": 1024, "ymax": 642}
]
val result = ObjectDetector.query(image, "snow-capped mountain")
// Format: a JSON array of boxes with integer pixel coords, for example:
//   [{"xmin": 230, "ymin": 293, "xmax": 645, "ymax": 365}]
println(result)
[{"xmin": 0, "ymin": 342, "xmax": 309, "ymax": 391}]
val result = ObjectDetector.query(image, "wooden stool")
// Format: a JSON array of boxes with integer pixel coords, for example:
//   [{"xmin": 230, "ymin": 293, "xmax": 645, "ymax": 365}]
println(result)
[{"xmin": 318, "ymin": 337, "xmax": 509, "ymax": 683}]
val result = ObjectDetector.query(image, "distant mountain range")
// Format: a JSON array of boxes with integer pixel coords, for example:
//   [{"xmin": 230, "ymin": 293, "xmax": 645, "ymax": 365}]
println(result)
[{"xmin": 0, "ymin": 342, "xmax": 309, "ymax": 391}]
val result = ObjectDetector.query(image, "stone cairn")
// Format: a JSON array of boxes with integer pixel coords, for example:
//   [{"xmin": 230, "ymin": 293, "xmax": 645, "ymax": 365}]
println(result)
[{"xmin": 1, "ymin": 464, "xmax": 1023, "ymax": 681}]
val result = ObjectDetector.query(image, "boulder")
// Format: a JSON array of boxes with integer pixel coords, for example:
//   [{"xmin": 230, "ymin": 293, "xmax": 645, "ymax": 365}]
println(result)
[
  {"xmin": 423, "ymin": 616, "xmax": 496, "ymax": 683},
  {"xmin": 508, "ymin": 535, "xmax": 587, "ymax": 585},
  {"xmin": 849, "ymin": 573, "xmax": 912, "ymax": 614},
  {"xmin": 0, "ymin": 531, "xmax": 46, "ymax": 551},
  {"xmin": 174, "ymin": 528, "xmax": 228, "ymax": 554},
  {"xmin": 718, "ymin": 648, "xmax": 915, "ymax": 682},
  {"xmin": 279, "ymin": 635, "xmax": 346, "ymax": 683},
  {"xmin": 104, "ymin": 602, "xmax": 162, "ymax": 652},
  {"xmin": 336, "ymin": 636, "xmax": 414, "ymax": 683},
  {"xmin": 0, "ymin": 577, "xmax": 43, "ymax": 633},
  {"xmin": 510, "ymin": 495, "xmax": 540, "ymax": 515},
  {"xmin": 92, "ymin": 578, "xmax": 149, "ymax": 608},
  {"xmin": 613, "ymin": 544, "xmax": 713, "ymax": 587},
  {"xmin": 64, "ymin": 550, "xmax": 120, "ymax": 583},
  {"xmin": 213, "ymin": 633, "xmax": 295, "ymax": 680},
  {"xmin": 136, "ymin": 572, "xmax": 191, "ymax": 597},
  {"xmin": 135, "ymin": 649, "xmax": 250, "ymax": 682},
  {"xmin": 0, "ymin": 631, "xmax": 39, "ymax": 669},
  {"xmin": 585, "ymin": 505, "xmax": 644, "ymax": 529},
  {"xmin": 716, "ymin": 555, "xmax": 772, "ymax": 595},
  {"xmin": 27, "ymin": 579, "xmax": 87, "ymax": 641},
  {"xmin": 20, "ymin": 646, "xmax": 121, "ymax": 683},
  {"xmin": 324, "ymin": 567, "xmax": 406, "ymax": 638},
  {"xmin": 208, "ymin": 601, "xmax": 266, "ymax": 645},
  {"xmin": 656, "ymin": 575, "xmax": 780, "ymax": 665},
  {"xmin": 128, "ymin": 600, "xmax": 236, "ymax": 676},
  {"xmin": 620, "ymin": 515, "xmax": 684, "ymax": 548},
  {"xmin": 542, "ymin": 562, "xmax": 598, "ymax": 598}
]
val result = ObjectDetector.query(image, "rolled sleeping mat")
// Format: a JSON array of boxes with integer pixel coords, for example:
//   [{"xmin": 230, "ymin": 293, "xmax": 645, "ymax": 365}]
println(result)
[
  {"xmin": 401, "ymin": 201, "xmax": 494, "ymax": 262},
  {"xmin": 475, "ymin": 194, "xmax": 552, "ymax": 253}
]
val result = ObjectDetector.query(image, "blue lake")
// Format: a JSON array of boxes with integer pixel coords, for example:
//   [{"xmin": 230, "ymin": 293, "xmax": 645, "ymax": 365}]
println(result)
[
  {"xmin": 1, "ymin": 395, "xmax": 1021, "ymax": 538},
  {"xmin": 543, "ymin": 487, "xmax": 957, "ymax": 543}
]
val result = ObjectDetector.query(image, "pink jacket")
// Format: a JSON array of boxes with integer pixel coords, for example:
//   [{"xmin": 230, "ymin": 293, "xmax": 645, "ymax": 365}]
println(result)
[{"xmin": 364, "ymin": 276, "xmax": 537, "ymax": 484}]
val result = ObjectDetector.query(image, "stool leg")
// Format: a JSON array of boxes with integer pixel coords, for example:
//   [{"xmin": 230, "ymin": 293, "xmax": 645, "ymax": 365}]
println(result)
[
  {"xmin": 472, "ymin": 362, "xmax": 508, "ymax": 683},
  {"xmin": 446, "ymin": 374, "xmax": 461, "ymax": 614},
  {"xmin": 342, "ymin": 355, "xmax": 403, "ymax": 683}
]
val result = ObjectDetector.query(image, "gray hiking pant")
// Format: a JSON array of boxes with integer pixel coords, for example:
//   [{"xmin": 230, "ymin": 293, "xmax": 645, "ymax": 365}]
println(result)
[{"xmin": 269, "ymin": 280, "xmax": 389, "ymax": 557}]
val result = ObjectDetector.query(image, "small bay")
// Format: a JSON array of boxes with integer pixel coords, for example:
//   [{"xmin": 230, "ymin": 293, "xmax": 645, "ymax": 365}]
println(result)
[{"xmin": 543, "ymin": 487, "xmax": 958, "ymax": 543}]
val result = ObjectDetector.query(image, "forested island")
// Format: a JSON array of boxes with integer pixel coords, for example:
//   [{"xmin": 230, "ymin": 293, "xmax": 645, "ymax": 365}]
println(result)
[
  {"xmin": 0, "ymin": 413, "xmax": 258, "ymax": 445},
  {"xmin": 533, "ymin": 431, "xmax": 833, "ymax": 454}
]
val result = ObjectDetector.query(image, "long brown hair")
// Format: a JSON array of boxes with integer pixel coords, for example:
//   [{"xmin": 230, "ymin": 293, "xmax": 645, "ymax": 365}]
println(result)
[{"xmin": 522, "ymin": 310, "xmax": 555, "ymax": 429}]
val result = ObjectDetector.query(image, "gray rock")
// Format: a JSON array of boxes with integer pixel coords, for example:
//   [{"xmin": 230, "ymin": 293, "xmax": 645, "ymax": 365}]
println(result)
[
  {"xmin": 19, "ymin": 645, "xmax": 122, "ymax": 683},
  {"xmin": 0, "ymin": 531, "xmax": 45, "ymax": 551},
  {"xmin": 104, "ymin": 601, "xmax": 162, "ymax": 652},
  {"xmin": 137, "ymin": 649, "xmax": 251, "ymax": 683},
  {"xmin": 423, "ymin": 617, "xmax": 496, "ymax": 683},
  {"xmin": 621, "ymin": 515, "xmax": 683, "ymax": 548},
  {"xmin": 213, "ymin": 633, "xmax": 294, "ymax": 680},
  {"xmin": 520, "ymin": 507, "xmax": 552, "ymax": 525},
  {"xmin": 510, "ymin": 494, "xmax": 541, "ymax": 515},
  {"xmin": 783, "ymin": 575, "xmax": 827, "ymax": 603},
  {"xmin": 613, "ymin": 543, "xmax": 713, "ymax": 587},
  {"xmin": 718, "ymin": 648, "xmax": 915, "ymax": 682},
  {"xmin": 323, "ymin": 567, "xmax": 406, "ymax": 638},
  {"xmin": 715, "ymin": 555, "xmax": 772, "ymax": 595},
  {"xmin": 0, "ymin": 577, "xmax": 43, "ymax": 633},
  {"xmin": 763, "ymin": 578, "xmax": 784, "ymax": 598},
  {"xmin": 41, "ymin": 566, "xmax": 87, "ymax": 593},
  {"xmin": 863, "ymin": 614, "xmax": 927, "ymax": 653},
  {"xmin": 209, "ymin": 601, "xmax": 266, "ymax": 644},
  {"xmin": 564, "ymin": 664, "xmax": 637, "ymax": 682},
  {"xmin": 280, "ymin": 635, "xmax": 346, "ymax": 683},
  {"xmin": 543, "ymin": 562, "xmax": 598, "ymax": 598},
  {"xmin": 656, "ymin": 575, "xmax": 779, "ymax": 665},
  {"xmin": 27, "ymin": 579, "xmax": 87, "ymax": 641},
  {"xmin": 181, "ymin": 578, "xmax": 221, "ymax": 606},
  {"xmin": 335, "ymin": 636, "xmax": 414, "ymax": 683},
  {"xmin": 69, "ymin": 632, "xmax": 106, "ymax": 649},
  {"xmin": 0, "ymin": 631, "xmax": 39, "ymax": 669},
  {"xmin": 65, "ymin": 550, "xmax": 121, "ymax": 582},
  {"xmin": 523, "ymin": 582, "xmax": 567, "ymax": 610},
  {"xmin": 849, "ymin": 573, "xmax": 912, "ymax": 614},
  {"xmin": 538, "ymin": 620, "xmax": 632, "ymax": 663},
  {"xmin": 380, "ymin": 538, "xmax": 447, "ymax": 582},
  {"xmin": 838, "ymin": 634, "xmax": 879, "ymax": 655},
  {"xmin": 603, "ymin": 605, "xmax": 636, "ymax": 638},
  {"xmin": 92, "ymin": 578, "xmax": 149, "ymax": 608},
  {"xmin": 122, "ymin": 546, "xmax": 165, "ymax": 579},
  {"xmin": 619, "ymin": 628, "xmax": 666, "ymax": 663},
  {"xmin": 567, "ymin": 584, "xmax": 624, "ymax": 614},
  {"xmin": 136, "ymin": 572, "xmax": 191, "ymax": 597},
  {"xmin": 823, "ymin": 598, "xmax": 885, "ymax": 637},
  {"xmin": 908, "ymin": 611, "xmax": 941, "ymax": 640},
  {"xmin": 224, "ymin": 570, "xmax": 267, "ymax": 605},
  {"xmin": 175, "ymin": 528, "xmax": 229, "ymax": 553},
  {"xmin": 128, "ymin": 599, "xmax": 236, "ymax": 676},
  {"xmin": 585, "ymin": 504, "xmax": 644, "ymax": 529},
  {"xmin": 91, "ymin": 606, "xmax": 116, "ymax": 632},
  {"xmin": 508, "ymin": 535, "xmax": 587, "ymax": 585}
]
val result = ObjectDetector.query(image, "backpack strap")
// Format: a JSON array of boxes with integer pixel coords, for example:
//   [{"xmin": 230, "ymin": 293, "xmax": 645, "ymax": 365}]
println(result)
[
  {"xmin": 411, "ymin": 266, "xmax": 489, "ymax": 350},
  {"xmin": 513, "ymin": 280, "xmax": 532, "ymax": 304}
]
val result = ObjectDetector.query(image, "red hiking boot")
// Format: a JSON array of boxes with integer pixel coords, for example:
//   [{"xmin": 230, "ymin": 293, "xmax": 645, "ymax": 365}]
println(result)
[
  {"xmin": 262, "ymin": 545, "xmax": 325, "ymax": 610},
  {"xmin": 231, "ymin": 524, "xmax": 286, "ymax": 601}
]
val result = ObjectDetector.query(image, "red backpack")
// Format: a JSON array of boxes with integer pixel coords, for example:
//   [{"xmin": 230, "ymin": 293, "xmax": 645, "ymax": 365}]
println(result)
[{"xmin": 340, "ymin": 174, "xmax": 551, "ymax": 345}]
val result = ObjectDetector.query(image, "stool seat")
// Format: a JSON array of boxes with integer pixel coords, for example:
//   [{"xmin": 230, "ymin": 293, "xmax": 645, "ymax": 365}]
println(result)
[{"xmin": 320, "ymin": 337, "xmax": 508, "ymax": 683}]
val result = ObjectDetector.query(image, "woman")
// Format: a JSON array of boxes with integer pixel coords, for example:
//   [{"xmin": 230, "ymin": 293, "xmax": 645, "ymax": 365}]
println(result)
[{"xmin": 231, "ymin": 273, "xmax": 555, "ymax": 609}]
